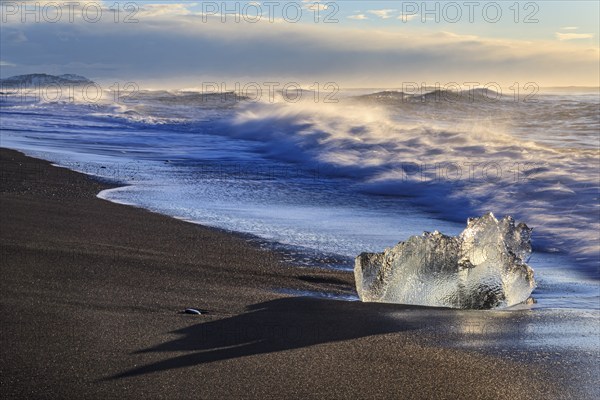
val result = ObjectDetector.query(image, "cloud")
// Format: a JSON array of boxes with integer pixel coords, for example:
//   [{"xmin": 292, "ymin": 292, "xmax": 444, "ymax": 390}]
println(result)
[
  {"xmin": 1, "ymin": 5, "xmax": 598, "ymax": 86},
  {"xmin": 137, "ymin": 3, "xmax": 195, "ymax": 17},
  {"xmin": 17, "ymin": 0, "xmax": 105, "ymax": 4},
  {"xmin": 4, "ymin": 30, "xmax": 28, "ymax": 43},
  {"xmin": 348, "ymin": 14, "xmax": 368, "ymax": 20},
  {"xmin": 303, "ymin": 3, "xmax": 328, "ymax": 12},
  {"xmin": 1, "ymin": 1, "xmax": 196, "ymax": 21},
  {"xmin": 367, "ymin": 9, "xmax": 397, "ymax": 19},
  {"xmin": 555, "ymin": 32, "xmax": 594, "ymax": 41},
  {"xmin": 560, "ymin": 27, "xmax": 579, "ymax": 30},
  {"xmin": 398, "ymin": 14, "xmax": 419, "ymax": 22},
  {"xmin": 0, "ymin": 60, "xmax": 17, "ymax": 67}
]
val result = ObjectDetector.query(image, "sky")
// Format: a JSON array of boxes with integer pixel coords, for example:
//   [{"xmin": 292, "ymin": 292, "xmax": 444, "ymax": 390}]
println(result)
[{"xmin": 1, "ymin": 1, "xmax": 599, "ymax": 88}]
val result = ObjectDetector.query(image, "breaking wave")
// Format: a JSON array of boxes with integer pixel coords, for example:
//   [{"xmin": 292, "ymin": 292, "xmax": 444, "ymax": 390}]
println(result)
[
  {"xmin": 216, "ymin": 93, "xmax": 599, "ymax": 274},
  {"xmin": 1, "ymin": 88, "xmax": 598, "ymax": 277}
]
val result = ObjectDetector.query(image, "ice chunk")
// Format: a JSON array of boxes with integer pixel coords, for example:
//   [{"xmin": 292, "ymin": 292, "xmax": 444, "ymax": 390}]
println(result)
[{"xmin": 354, "ymin": 213, "xmax": 536, "ymax": 309}]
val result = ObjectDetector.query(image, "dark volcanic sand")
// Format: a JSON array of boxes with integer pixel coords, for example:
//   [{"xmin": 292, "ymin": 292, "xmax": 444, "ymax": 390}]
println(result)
[{"xmin": 0, "ymin": 148, "xmax": 595, "ymax": 399}]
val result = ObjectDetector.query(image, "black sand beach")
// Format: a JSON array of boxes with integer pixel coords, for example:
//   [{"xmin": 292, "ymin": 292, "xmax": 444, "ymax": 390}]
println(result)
[{"xmin": 1, "ymin": 148, "xmax": 597, "ymax": 399}]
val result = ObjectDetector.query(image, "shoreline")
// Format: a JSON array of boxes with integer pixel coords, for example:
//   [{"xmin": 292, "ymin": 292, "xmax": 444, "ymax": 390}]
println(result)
[
  {"xmin": 97, "ymin": 185, "xmax": 356, "ymax": 273},
  {"xmin": 1, "ymin": 148, "xmax": 597, "ymax": 399}
]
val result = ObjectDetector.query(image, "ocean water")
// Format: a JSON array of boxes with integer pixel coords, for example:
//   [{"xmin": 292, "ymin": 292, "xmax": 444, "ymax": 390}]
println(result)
[{"xmin": 1, "ymin": 88, "xmax": 598, "ymax": 309}]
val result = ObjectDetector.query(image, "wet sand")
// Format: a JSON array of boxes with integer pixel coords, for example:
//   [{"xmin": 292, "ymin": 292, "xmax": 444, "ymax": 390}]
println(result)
[{"xmin": 1, "ymin": 148, "xmax": 596, "ymax": 399}]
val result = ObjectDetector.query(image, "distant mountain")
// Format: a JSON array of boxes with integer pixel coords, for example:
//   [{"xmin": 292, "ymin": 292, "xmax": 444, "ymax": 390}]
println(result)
[
  {"xmin": 413, "ymin": 87, "xmax": 501, "ymax": 102},
  {"xmin": 353, "ymin": 88, "xmax": 502, "ymax": 104},
  {"xmin": 0, "ymin": 73, "xmax": 94, "ymax": 88},
  {"xmin": 352, "ymin": 90, "xmax": 409, "ymax": 104}
]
